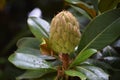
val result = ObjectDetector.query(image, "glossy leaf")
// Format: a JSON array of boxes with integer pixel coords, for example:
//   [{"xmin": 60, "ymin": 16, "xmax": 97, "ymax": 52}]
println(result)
[
  {"xmin": 65, "ymin": 70, "xmax": 86, "ymax": 80},
  {"xmin": 83, "ymin": 59, "xmax": 112, "ymax": 70},
  {"xmin": 76, "ymin": 65, "xmax": 109, "ymax": 80},
  {"xmin": 69, "ymin": 0, "xmax": 99, "ymax": 12},
  {"xmin": 38, "ymin": 72, "xmax": 56, "ymax": 80},
  {"xmin": 65, "ymin": 0, "xmax": 79, "ymax": 3},
  {"xmin": 16, "ymin": 38, "xmax": 55, "ymax": 60},
  {"xmin": 65, "ymin": 0, "xmax": 97, "ymax": 18},
  {"xmin": 71, "ymin": 5, "xmax": 91, "ymax": 19},
  {"xmin": 77, "ymin": 9, "xmax": 120, "ymax": 53},
  {"xmin": 103, "ymin": 56, "xmax": 120, "ymax": 69},
  {"xmin": 102, "ymin": 46, "xmax": 119, "ymax": 57},
  {"xmin": 17, "ymin": 37, "xmax": 40, "ymax": 49},
  {"xmin": 27, "ymin": 17, "xmax": 49, "ymax": 41},
  {"xmin": 113, "ymin": 39, "xmax": 120, "ymax": 48},
  {"xmin": 70, "ymin": 49, "xmax": 97, "ymax": 67},
  {"xmin": 91, "ymin": 0, "xmax": 99, "ymax": 12},
  {"xmin": 17, "ymin": 69, "xmax": 56, "ymax": 79},
  {"xmin": 99, "ymin": 0, "xmax": 120, "ymax": 12},
  {"xmin": 8, "ymin": 52, "xmax": 51, "ymax": 70},
  {"xmin": 16, "ymin": 47, "xmax": 55, "ymax": 60}
]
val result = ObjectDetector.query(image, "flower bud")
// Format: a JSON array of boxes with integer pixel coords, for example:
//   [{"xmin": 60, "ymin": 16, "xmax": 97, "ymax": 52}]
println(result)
[{"xmin": 49, "ymin": 11, "xmax": 81, "ymax": 54}]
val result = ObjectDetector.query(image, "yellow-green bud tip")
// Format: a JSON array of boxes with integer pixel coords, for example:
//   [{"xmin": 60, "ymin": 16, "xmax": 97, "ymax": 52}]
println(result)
[{"xmin": 49, "ymin": 11, "xmax": 81, "ymax": 54}]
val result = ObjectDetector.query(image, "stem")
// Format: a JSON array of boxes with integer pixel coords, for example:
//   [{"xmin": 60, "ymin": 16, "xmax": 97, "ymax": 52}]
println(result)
[
  {"xmin": 59, "ymin": 53, "xmax": 70, "ymax": 80},
  {"xmin": 59, "ymin": 53, "xmax": 70, "ymax": 70}
]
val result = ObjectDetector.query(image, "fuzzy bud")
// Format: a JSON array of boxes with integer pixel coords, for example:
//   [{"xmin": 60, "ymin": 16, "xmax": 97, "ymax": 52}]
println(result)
[{"xmin": 49, "ymin": 11, "xmax": 81, "ymax": 54}]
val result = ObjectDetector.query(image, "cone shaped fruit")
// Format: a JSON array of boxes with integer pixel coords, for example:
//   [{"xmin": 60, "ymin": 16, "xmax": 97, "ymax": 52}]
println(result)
[{"xmin": 49, "ymin": 11, "xmax": 81, "ymax": 54}]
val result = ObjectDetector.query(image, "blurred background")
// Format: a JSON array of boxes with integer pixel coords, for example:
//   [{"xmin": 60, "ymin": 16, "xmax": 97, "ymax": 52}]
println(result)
[
  {"xmin": 0, "ymin": 0, "xmax": 65, "ymax": 79},
  {"xmin": 0, "ymin": 0, "xmax": 120, "ymax": 80}
]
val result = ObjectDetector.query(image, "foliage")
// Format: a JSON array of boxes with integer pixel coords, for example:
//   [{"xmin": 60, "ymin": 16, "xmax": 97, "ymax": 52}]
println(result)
[{"xmin": 8, "ymin": 0, "xmax": 120, "ymax": 80}]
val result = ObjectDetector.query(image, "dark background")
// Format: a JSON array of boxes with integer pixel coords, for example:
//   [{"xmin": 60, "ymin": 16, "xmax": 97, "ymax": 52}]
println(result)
[
  {"xmin": 0, "ymin": 0, "xmax": 120, "ymax": 80},
  {"xmin": 0, "ymin": 0, "xmax": 64, "ymax": 79}
]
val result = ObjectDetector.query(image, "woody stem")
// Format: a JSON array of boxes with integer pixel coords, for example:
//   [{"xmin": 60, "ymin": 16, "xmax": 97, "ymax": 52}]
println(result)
[{"xmin": 58, "ymin": 53, "xmax": 70, "ymax": 80}]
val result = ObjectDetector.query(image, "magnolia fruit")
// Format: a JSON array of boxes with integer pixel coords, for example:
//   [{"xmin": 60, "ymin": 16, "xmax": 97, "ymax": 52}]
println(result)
[{"xmin": 49, "ymin": 11, "xmax": 81, "ymax": 54}]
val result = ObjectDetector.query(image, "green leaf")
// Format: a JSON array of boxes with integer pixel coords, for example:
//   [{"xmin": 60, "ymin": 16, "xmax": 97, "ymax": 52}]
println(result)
[
  {"xmin": 65, "ymin": 0, "xmax": 80, "ymax": 3},
  {"xmin": 65, "ymin": 0, "xmax": 97, "ymax": 18},
  {"xmin": 8, "ymin": 52, "xmax": 51, "ymax": 70},
  {"xmin": 83, "ymin": 59, "xmax": 112, "ymax": 70},
  {"xmin": 99, "ymin": 0, "xmax": 120, "ymax": 13},
  {"xmin": 16, "ymin": 69, "xmax": 56, "ymax": 79},
  {"xmin": 77, "ymin": 8, "xmax": 120, "ymax": 53},
  {"xmin": 76, "ymin": 65, "xmax": 109, "ymax": 80},
  {"xmin": 71, "ymin": 5, "xmax": 91, "ymax": 19},
  {"xmin": 65, "ymin": 70, "xmax": 86, "ymax": 80},
  {"xmin": 16, "ymin": 47, "xmax": 55, "ymax": 60},
  {"xmin": 16, "ymin": 47, "xmax": 41, "ymax": 57},
  {"xmin": 17, "ymin": 37, "xmax": 41, "ymax": 49},
  {"xmin": 39, "ymin": 72, "xmax": 57, "ymax": 80},
  {"xmin": 27, "ymin": 17, "xmax": 49, "ymax": 41},
  {"xmin": 67, "ymin": 0, "xmax": 99, "ymax": 12},
  {"xmin": 70, "ymin": 49, "xmax": 97, "ymax": 67},
  {"xmin": 16, "ymin": 38, "xmax": 55, "ymax": 60},
  {"xmin": 103, "ymin": 56, "xmax": 120, "ymax": 69},
  {"xmin": 91, "ymin": 0, "xmax": 99, "ymax": 13}
]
